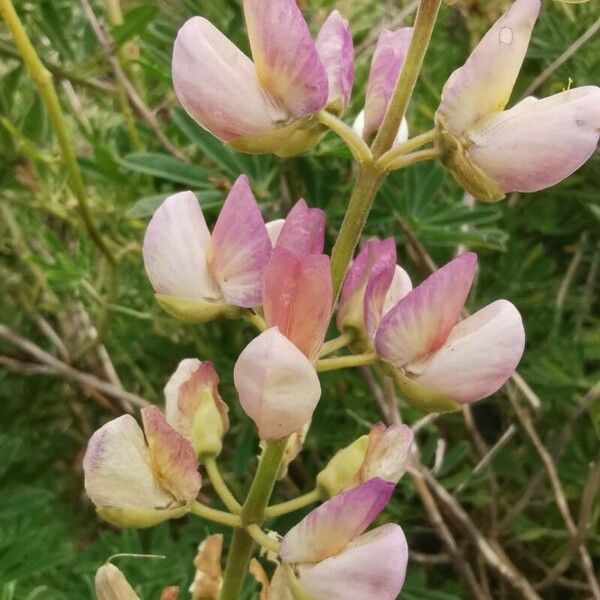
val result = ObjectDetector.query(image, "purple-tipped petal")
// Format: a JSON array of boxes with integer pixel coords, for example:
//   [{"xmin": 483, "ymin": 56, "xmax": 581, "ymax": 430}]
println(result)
[
  {"xmin": 141, "ymin": 406, "xmax": 201, "ymax": 504},
  {"xmin": 360, "ymin": 423, "xmax": 414, "ymax": 484},
  {"xmin": 83, "ymin": 415, "xmax": 171, "ymax": 510},
  {"xmin": 172, "ymin": 17, "xmax": 287, "ymax": 141},
  {"xmin": 375, "ymin": 253, "xmax": 477, "ymax": 367},
  {"xmin": 143, "ymin": 191, "xmax": 219, "ymax": 301},
  {"xmin": 437, "ymin": 0, "xmax": 541, "ymax": 135},
  {"xmin": 233, "ymin": 327, "xmax": 321, "ymax": 441},
  {"xmin": 208, "ymin": 175, "xmax": 272, "ymax": 308},
  {"xmin": 243, "ymin": 0, "xmax": 328, "ymax": 117},
  {"xmin": 298, "ymin": 524, "xmax": 408, "ymax": 600},
  {"xmin": 275, "ymin": 199, "xmax": 326, "ymax": 257},
  {"xmin": 263, "ymin": 248, "xmax": 332, "ymax": 362},
  {"xmin": 408, "ymin": 299, "xmax": 525, "ymax": 403},
  {"xmin": 338, "ymin": 238, "xmax": 396, "ymax": 333},
  {"xmin": 316, "ymin": 10, "xmax": 354, "ymax": 112},
  {"xmin": 280, "ymin": 478, "xmax": 394, "ymax": 563},
  {"xmin": 363, "ymin": 28, "xmax": 413, "ymax": 137},
  {"xmin": 468, "ymin": 86, "xmax": 600, "ymax": 193}
]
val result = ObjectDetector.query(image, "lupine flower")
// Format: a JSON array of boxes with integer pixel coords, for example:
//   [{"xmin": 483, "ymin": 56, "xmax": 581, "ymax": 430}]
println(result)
[
  {"xmin": 172, "ymin": 1, "xmax": 353, "ymax": 157},
  {"xmin": 279, "ymin": 478, "xmax": 408, "ymax": 600},
  {"xmin": 337, "ymin": 237, "xmax": 412, "ymax": 337},
  {"xmin": 164, "ymin": 359, "xmax": 229, "ymax": 457},
  {"xmin": 189, "ymin": 534, "xmax": 223, "ymax": 599},
  {"xmin": 436, "ymin": 0, "xmax": 600, "ymax": 201},
  {"xmin": 143, "ymin": 175, "xmax": 272, "ymax": 323},
  {"xmin": 317, "ymin": 423, "xmax": 413, "ymax": 497},
  {"xmin": 372, "ymin": 252, "xmax": 525, "ymax": 407},
  {"xmin": 352, "ymin": 28, "xmax": 413, "ymax": 145},
  {"xmin": 95, "ymin": 564, "xmax": 139, "ymax": 600},
  {"xmin": 234, "ymin": 327, "xmax": 321, "ymax": 441},
  {"xmin": 83, "ymin": 406, "xmax": 201, "ymax": 527}
]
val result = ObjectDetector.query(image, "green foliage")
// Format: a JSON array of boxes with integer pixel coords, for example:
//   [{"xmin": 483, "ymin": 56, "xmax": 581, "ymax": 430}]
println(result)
[{"xmin": 0, "ymin": 0, "xmax": 599, "ymax": 598}]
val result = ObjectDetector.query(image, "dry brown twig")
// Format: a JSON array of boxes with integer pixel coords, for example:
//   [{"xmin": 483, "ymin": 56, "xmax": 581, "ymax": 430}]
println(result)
[
  {"xmin": 0, "ymin": 323, "xmax": 148, "ymax": 410},
  {"xmin": 79, "ymin": 0, "xmax": 188, "ymax": 162}
]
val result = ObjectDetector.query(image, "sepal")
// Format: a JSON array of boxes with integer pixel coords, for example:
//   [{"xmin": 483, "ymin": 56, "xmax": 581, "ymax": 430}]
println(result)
[{"xmin": 155, "ymin": 294, "xmax": 242, "ymax": 323}]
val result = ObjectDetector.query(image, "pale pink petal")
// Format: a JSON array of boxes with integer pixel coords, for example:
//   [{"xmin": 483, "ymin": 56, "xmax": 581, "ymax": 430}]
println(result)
[
  {"xmin": 263, "ymin": 248, "xmax": 332, "ymax": 362},
  {"xmin": 233, "ymin": 327, "xmax": 321, "ymax": 441},
  {"xmin": 275, "ymin": 199, "xmax": 326, "ymax": 257},
  {"xmin": 143, "ymin": 192, "xmax": 219, "ymax": 301},
  {"xmin": 338, "ymin": 238, "xmax": 396, "ymax": 333},
  {"xmin": 95, "ymin": 564, "xmax": 140, "ymax": 600},
  {"xmin": 363, "ymin": 28, "xmax": 413, "ymax": 137},
  {"xmin": 83, "ymin": 415, "xmax": 171, "ymax": 510},
  {"xmin": 266, "ymin": 219, "xmax": 285, "ymax": 246},
  {"xmin": 408, "ymin": 299, "xmax": 525, "ymax": 403},
  {"xmin": 315, "ymin": 10, "xmax": 354, "ymax": 112},
  {"xmin": 243, "ymin": 0, "xmax": 328, "ymax": 117},
  {"xmin": 375, "ymin": 253, "xmax": 477, "ymax": 366},
  {"xmin": 172, "ymin": 17, "xmax": 287, "ymax": 141},
  {"xmin": 353, "ymin": 110, "xmax": 409, "ymax": 147},
  {"xmin": 298, "ymin": 524, "xmax": 408, "ymax": 600},
  {"xmin": 360, "ymin": 423, "xmax": 413, "ymax": 484},
  {"xmin": 437, "ymin": 0, "xmax": 540, "ymax": 135},
  {"xmin": 383, "ymin": 266, "xmax": 413, "ymax": 315},
  {"xmin": 468, "ymin": 87, "xmax": 600, "ymax": 193},
  {"xmin": 280, "ymin": 478, "xmax": 394, "ymax": 563},
  {"xmin": 164, "ymin": 359, "xmax": 228, "ymax": 440},
  {"xmin": 208, "ymin": 175, "xmax": 272, "ymax": 308},
  {"xmin": 141, "ymin": 406, "xmax": 201, "ymax": 504}
]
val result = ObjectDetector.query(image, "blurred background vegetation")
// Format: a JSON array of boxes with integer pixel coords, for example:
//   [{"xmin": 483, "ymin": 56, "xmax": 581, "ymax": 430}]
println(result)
[{"xmin": 0, "ymin": 0, "xmax": 599, "ymax": 598}]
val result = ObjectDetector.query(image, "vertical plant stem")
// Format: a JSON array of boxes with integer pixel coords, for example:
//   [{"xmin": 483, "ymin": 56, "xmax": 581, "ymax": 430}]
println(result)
[
  {"xmin": 371, "ymin": 0, "xmax": 443, "ymax": 159},
  {"xmin": 220, "ymin": 437, "xmax": 288, "ymax": 600},
  {"xmin": 0, "ymin": 0, "xmax": 118, "ymax": 355}
]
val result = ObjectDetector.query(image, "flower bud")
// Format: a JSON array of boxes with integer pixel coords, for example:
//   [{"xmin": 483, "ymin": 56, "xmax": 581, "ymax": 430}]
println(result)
[
  {"xmin": 316, "ymin": 435, "xmax": 369, "ymax": 498},
  {"xmin": 95, "ymin": 563, "xmax": 140, "ymax": 600},
  {"xmin": 165, "ymin": 359, "xmax": 229, "ymax": 457}
]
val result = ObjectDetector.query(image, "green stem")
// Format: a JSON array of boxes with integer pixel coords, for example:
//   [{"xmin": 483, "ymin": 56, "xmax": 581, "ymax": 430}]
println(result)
[
  {"xmin": 264, "ymin": 489, "xmax": 320, "ymax": 519},
  {"xmin": 370, "ymin": 0, "xmax": 443, "ymax": 159},
  {"xmin": 382, "ymin": 147, "xmax": 441, "ymax": 173},
  {"xmin": 319, "ymin": 333, "xmax": 353, "ymax": 357},
  {"xmin": 204, "ymin": 457, "xmax": 242, "ymax": 514},
  {"xmin": 219, "ymin": 437, "xmax": 288, "ymax": 600},
  {"xmin": 190, "ymin": 501, "xmax": 241, "ymax": 527},
  {"xmin": 243, "ymin": 310, "xmax": 267, "ymax": 332},
  {"xmin": 0, "ymin": 0, "xmax": 119, "ymax": 355},
  {"xmin": 317, "ymin": 110, "xmax": 372, "ymax": 165},
  {"xmin": 377, "ymin": 128, "xmax": 438, "ymax": 170},
  {"xmin": 246, "ymin": 524, "xmax": 280, "ymax": 553},
  {"xmin": 317, "ymin": 352, "xmax": 377, "ymax": 373},
  {"xmin": 284, "ymin": 564, "xmax": 316, "ymax": 600},
  {"xmin": 330, "ymin": 164, "xmax": 385, "ymax": 299}
]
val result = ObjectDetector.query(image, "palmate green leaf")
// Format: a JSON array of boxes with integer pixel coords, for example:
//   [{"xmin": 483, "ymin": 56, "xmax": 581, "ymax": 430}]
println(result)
[
  {"xmin": 120, "ymin": 152, "xmax": 211, "ymax": 188},
  {"xmin": 112, "ymin": 5, "xmax": 160, "ymax": 47},
  {"xmin": 126, "ymin": 189, "xmax": 224, "ymax": 218}
]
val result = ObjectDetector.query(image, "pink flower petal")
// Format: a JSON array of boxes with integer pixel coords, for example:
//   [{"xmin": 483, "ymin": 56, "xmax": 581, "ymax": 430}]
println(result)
[
  {"xmin": 315, "ymin": 10, "xmax": 354, "ymax": 112},
  {"xmin": 468, "ymin": 87, "xmax": 600, "ymax": 193},
  {"xmin": 172, "ymin": 17, "xmax": 287, "ymax": 141},
  {"xmin": 437, "ymin": 0, "xmax": 540, "ymax": 135},
  {"xmin": 164, "ymin": 359, "xmax": 229, "ymax": 440},
  {"xmin": 266, "ymin": 219, "xmax": 286, "ymax": 246},
  {"xmin": 382, "ymin": 265, "xmax": 413, "ymax": 316},
  {"xmin": 243, "ymin": 0, "xmax": 328, "ymax": 118},
  {"xmin": 363, "ymin": 28, "xmax": 413, "ymax": 136},
  {"xmin": 338, "ymin": 238, "xmax": 396, "ymax": 333},
  {"xmin": 360, "ymin": 423, "xmax": 413, "ymax": 484},
  {"xmin": 275, "ymin": 199, "xmax": 326, "ymax": 257},
  {"xmin": 143, "ymin": 191, "xmax": 219, "ymax": 301},
  {"xmin": 375, "ymin": 253, "xmax": 477, "ymax": 367},
  {"xmin": 298, "ymin": 524, "xmax": 408, "ymax": 600},
  {"xmin": 280, "ymin": 478, "xmax": 394, "ymax": 563},
  {"xmin": 208, "ymin": 175, "xmax": 272, "ymax": 308},
  {"xmin": 263, "ymin": 248, "xmax": 332, "ymax": 362},
  {"xmin": 408, "ymin": 299, "xmax": 525, "ymax": 403},
  {"xmin": 141, "ymin": 406, "xmax": 201, "ymax": 504},
  {"xmin": 233, "ymin": 327, "xmax": 321, "ymax": 441},
  {"xmin": 83, "ymin": 415, "xmax": 171, "ymax": 510}
]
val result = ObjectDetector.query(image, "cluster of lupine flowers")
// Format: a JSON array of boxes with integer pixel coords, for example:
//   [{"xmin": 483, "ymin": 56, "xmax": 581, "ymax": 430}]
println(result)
[{"xmin": 89, "ymin": 0, "xmax": 599, "ymax": 597}]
